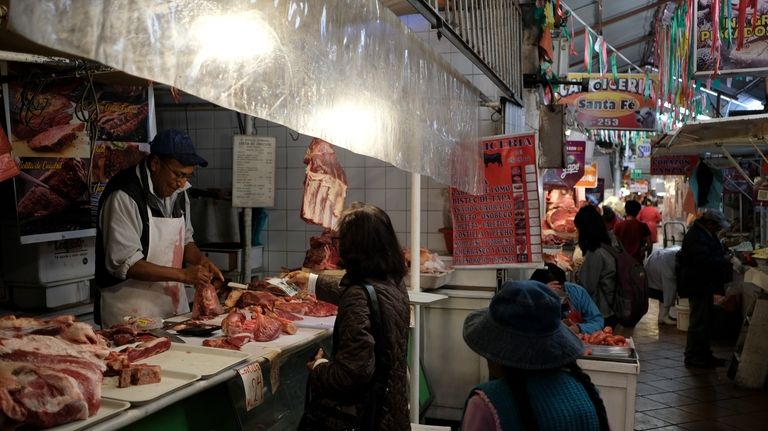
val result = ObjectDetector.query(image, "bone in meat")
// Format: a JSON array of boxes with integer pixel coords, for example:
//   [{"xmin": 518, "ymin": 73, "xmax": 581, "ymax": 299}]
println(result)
[{"xmin": 301, "ymin": 138, "xmax": 348, "ymax": 229}]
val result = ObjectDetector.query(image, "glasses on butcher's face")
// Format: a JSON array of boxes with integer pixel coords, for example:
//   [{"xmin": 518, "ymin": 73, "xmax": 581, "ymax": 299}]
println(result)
[{"xmin": 160, "ymin": 159, "xmax": 195, "ymax": 182}]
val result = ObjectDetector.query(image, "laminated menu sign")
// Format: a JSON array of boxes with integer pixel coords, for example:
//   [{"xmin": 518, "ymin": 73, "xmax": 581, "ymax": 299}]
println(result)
[
  {"xmin": 450, "ymin": 133, "xmax": 542, "ymax": 266},
  {"xmin": 232, "ymin": 135, "xmax": 276, "ymax": 208}
]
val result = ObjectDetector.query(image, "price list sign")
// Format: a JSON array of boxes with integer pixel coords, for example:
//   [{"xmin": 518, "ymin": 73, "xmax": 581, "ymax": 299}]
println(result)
[
  {"xmin": 232, "ymin": 135, "xmax": 276, "ymax": 208},
  {"xmin": 451, "ymin": 133, "xmax": 542, "ymax": 266}
]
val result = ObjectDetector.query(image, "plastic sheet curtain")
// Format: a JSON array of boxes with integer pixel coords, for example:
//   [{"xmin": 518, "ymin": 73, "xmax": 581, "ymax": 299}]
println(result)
[{"xmin": 9, "ymin": 0, "xmax": 485, "ymax": 194}]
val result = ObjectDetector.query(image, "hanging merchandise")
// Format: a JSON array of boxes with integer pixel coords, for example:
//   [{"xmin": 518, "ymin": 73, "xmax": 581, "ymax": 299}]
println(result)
[{"xmin": 697, "ymin": 0, "xmax": 768, "ymax": 75}]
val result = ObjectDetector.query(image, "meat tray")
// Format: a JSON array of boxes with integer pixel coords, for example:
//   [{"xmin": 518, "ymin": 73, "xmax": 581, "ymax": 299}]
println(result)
[
  {"xmin": 101, "ymin": 369, "xmax": 200, "ymax": 405},
  {"xmin": 580, "ymin": 345, "xmax": 637, "ymax": 363},
  {"xmin": 47, "ymin": 399, "xmax": 130, "ymax": 431},
  {"xmin": 138, "ymin": 343, "xmax": 250, "ymax": 379}
]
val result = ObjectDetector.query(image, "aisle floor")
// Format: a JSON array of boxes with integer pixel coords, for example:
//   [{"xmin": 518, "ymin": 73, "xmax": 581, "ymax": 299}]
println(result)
[{"xmin": 623, "ymin": 300, "xmax": 768, "ymax": 431}]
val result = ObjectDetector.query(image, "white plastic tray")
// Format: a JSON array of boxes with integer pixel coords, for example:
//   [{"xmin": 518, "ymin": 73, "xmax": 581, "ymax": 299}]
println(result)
[
  {"xmin": 293, "ymin": 315, "xmax": 336, "ymax": 329},
  {"xmin": 404, "ymin": 270, "xmax": 454, "ymax": 289},
  {"xmin": 101, "ymin": 369, "xmax": 200, "ymax": 405},
  {"xmin": 139, "ymin": 343, "xmax": 250, "ymax": 378},
  {"xmin": 47, "ymin": 399, "xmax": 131, "ymax": 431}
]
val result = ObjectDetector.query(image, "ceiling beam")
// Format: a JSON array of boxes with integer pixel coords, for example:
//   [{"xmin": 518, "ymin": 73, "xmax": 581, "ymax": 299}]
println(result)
[
  {"xmin": 569, "ymin": 34, "xmax": 653, "ymax": 68},
  {"xmin": 573, "ymin": 0, "xmax": 667, "ymax": 38}
]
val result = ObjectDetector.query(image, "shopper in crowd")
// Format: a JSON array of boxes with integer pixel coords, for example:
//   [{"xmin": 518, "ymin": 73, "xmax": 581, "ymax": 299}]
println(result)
[
  {"xmin": 677, "ymin": 209, "xmax": 732, "ymax": 368},
  {"xmin": 638, "ymin": 198, "xmax": 663, "ymax": 245},
  {"xmin": 601, "ymin": 205, "xmax": 619, "ymax": 231},
  {"xmin": 574, "ymin": 205, "xmax": 619, "ymax": 328},
  {"xmin": 461, "ymin": 280, "xmax": 609, "ymax": 431},
  {"xmin": 530, "ymin": 263, "xmax": 604, "ymax": 334},
  {"xmin": 645, "ymin": 246, "xmax": 681, "ymax": 325},
  {"xmin": 290, "ymin": 202, "xmax": 410, "ymax": 430},
  {"xmin": 613, "ymin": 199, "xmax": 652, "ymax": 263},
  {"xmin": 95, "ymin": 129, "xmax": 223, "ymax": 328}
]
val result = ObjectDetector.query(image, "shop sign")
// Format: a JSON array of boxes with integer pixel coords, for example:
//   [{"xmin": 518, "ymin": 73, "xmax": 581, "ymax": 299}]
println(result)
[
  {"xmin": 650, "ymin": 155, "xmax": 699, "ymax": 176},
  {"xmin": 575, "ymin": 163, "xmax": 598, "ymax": 188},
  {"xmin": 630, "ymin": 180, "xmax": 649, "ymax": 193},
  {"xmin": 636, "ymin": 142, "xmax": 652, "ymax": 158},
  {"xmin": 722, "ymin": 167, "xmax": 752, "ymax": 194},
  {"xmin": 450, "ymin": 132, "xmax": 542, "ymax": 267},
  {"xmin": 695, "ymin": 0, "xmax": 768, "ymax": 75},
  {"xmin": 630, "ymin": 168, "xmax": 643, "ymax": 179},
  {"xmin": 556, "ymin": 73, "xmax": 659, "ymax": 131},
  {"xmin": 542, "ymin": 141, "xmax": 585, "ymax": 188}
]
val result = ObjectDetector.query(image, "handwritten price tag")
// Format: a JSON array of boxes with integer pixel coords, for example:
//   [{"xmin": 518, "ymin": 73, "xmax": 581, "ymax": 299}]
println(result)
[{"xmin": 237, "ymin": 361, "xmax": 264, "ymax": 411}]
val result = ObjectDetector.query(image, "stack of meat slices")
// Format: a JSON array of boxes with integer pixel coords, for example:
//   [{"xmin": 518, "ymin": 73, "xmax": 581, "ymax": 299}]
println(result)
[{"xmin": 0, "ymin": 315, "xmax": 110, "ymax": 429}]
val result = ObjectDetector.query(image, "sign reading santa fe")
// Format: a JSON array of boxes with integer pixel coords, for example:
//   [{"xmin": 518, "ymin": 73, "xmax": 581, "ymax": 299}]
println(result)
[{"xmin": 557, "ymin": 73, "xmax": 658, "ymax": 131}]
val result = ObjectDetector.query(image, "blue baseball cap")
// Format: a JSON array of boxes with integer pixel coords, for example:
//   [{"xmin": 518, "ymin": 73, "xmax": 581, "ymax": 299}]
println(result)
[{"xmin": 150, "ymin": 129, "xmax": 208, "ymax": 167}]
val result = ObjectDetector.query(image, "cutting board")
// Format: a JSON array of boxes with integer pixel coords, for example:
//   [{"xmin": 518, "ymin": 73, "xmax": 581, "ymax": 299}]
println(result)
[
  {"xmin": 47, "ymin": 399, "xmax": 130, "ymax": 431},
  {"xmin": 139, "ymin": 343, "xmax": 250, "ymax": 378}
]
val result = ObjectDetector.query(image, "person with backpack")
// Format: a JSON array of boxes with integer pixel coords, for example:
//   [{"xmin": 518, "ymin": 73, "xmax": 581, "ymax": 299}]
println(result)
[
  {"xmin": 677, "ymin": 209, "xmax": 732, "ymax": 368},
  {"xmin": 460, "ymin": 280, "xmax": 610, "ymax": 431},
  {"xmin": 574, "ymin": 205, "xmax": 619, "ymax": 328}
]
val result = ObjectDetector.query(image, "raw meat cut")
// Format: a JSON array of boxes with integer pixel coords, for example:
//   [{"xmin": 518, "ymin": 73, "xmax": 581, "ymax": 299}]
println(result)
[
  {"xmin": 237, "ymin": 290, "xmax": 280, "ymax": 309},
  {"xmin": 266, "ymin": 311, "xmax": 297, "ymax": 335},
  {"xmin": 303, "ymin": 229, "xmax": 341, "ymax": 270},
  {"xmin": 0, "ymin": 333, "xmax": 107, "ymax": 428},
  {"xmin": 191, "ymin": 282, "xmax": 224, "ymax": 319},
  {"xmin": 245, "ymin": 308, "xmax": 281, "ymax": 342},
  {"xmin": 404, "ymin": 248, "xmax": 450, "ymax": 273},
  {"xmin": 28, "ymin": 122, "xmax": 84, "ymax": 152},
  {"xmin": 305, "ymin": 300, "xmax": 338, "ymax": 317},
  {"xmin": 273, "ymin": 308, "xmax": 303, "ymax": 321},
  {"xmin": 301, "ymin": 138, "xmax": 348, "ymax": 229},
  {"xmin": 546, "ymin": 189, "xmax": 576, "ymax": 209},
  {"xmin": 221, "ymin": 309, "xmax": 246, "ymax": 336},
  {"xmin": 202, "ymin": 338, "xmax": 241, "ymax": 351},
  {"xmin": 124, "ymin": 337, "xmax": 171, "ymax": 363},
  {"xmin": 118, "ymin": 364, "xmax": 161, "ymax": 387},
  {"xmin": 274, "ymin": 301, "xmax": 310, "ymax": 316},
  {"xmin": 546, "ymin": 207, "xmax": 578, "ymax": 234}
]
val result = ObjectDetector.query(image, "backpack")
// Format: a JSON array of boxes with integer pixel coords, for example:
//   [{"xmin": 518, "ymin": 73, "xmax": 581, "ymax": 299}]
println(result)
[{"xmin": 601, "ymin": 244, "xmax": 649, "ymax": 327}]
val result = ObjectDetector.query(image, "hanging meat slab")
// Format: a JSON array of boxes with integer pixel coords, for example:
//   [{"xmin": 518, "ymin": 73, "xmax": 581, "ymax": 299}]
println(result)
[{"xmin": 301, "ymin": 138, "xmax": 348, "ymax": 229}]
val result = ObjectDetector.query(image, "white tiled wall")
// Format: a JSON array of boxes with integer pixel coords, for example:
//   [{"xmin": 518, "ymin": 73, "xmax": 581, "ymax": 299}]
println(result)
[{"xmin": 157, "ymin": 14, "xmax": 516, "ymax": 275}]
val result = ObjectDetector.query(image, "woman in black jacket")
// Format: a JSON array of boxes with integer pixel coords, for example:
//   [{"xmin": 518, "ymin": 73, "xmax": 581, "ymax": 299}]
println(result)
[{"xmin": 295, "ymin": 202, "xmax": 411, "ymax": 430}]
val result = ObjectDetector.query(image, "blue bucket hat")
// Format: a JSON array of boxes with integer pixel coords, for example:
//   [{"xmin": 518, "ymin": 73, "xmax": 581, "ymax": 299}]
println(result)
[
  {"xmin": 463, "ymin": 280, "xmax": 584, "ymax": 370},
  {"xmin": 150, "ymin": 129, "xmax": 208, "ymax": 167}
]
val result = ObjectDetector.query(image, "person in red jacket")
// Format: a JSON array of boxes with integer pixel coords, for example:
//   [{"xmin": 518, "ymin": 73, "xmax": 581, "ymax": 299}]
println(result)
[
  {"xmin": 638, "ymin": 198, "xmax": 662, "ymax": 245},
  {"xmin": 613, "ymin": 200, "xmax": 651, "ymax": 263}
]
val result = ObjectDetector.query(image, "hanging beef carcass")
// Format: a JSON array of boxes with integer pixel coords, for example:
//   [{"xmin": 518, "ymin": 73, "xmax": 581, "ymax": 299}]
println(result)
[{"xmin": 301, "ymin": 138, "xmax": 348, "ymax": 229}]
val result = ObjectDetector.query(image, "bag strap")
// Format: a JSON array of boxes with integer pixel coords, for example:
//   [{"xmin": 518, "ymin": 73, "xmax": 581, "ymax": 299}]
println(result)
[{"xmin": 361, "ymin": 283, "xmax": 392, "ymax": 385}]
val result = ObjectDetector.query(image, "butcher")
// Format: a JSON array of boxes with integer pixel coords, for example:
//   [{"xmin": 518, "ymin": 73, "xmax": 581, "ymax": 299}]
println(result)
[{"xmin": 95, "ymin": 129, "xmax": 223, "ymax": 328}]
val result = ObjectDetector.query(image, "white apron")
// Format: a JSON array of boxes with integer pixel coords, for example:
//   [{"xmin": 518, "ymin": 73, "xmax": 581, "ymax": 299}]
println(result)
[{"xmin": 100, "ymin": 206, "xmax": 189, "ymax": 327}]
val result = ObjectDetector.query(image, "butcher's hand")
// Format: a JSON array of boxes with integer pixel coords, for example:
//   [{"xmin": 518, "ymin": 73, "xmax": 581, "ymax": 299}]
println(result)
[
  {"xmin": 201, "ymin": 257, "xmax": 225, "ymax": 283},
  {"xmin": 286, "ymin": 270, "xmax": 310, "ymax": 291},
  {"xmin": 183, "ymin": 265, "xmax": 213, "ymax": 288}
]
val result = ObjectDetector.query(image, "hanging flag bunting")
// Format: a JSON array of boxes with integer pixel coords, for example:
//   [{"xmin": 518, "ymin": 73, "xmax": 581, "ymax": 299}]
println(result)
[
  {"xmin": 751, "ymin": 0, "xmax": 759, "ymax": 28},
  {"xmin": 601, "ymin": 38, "xmax": 609, "ymax": 75},
  {"xmin": 585, "ymin": 32, "xmax": 593, "ymax": 73},
  {"xmin": 593, "ymin": 35, "xmax": 604, "ymax": 76},
  {"xmin": 725, "ymin": 0, "xmax": 733, "ymax": 48},
  {"xmin": 737, "ymin": 0, "xmax": 747, "ymax": 49},
  {"xmin": 611, "ymin": 53, "xmax": 618, "ymax": 83},
  {"xmin": 569, "ymin": 16, "xmax": 577, "ymax": 55}
]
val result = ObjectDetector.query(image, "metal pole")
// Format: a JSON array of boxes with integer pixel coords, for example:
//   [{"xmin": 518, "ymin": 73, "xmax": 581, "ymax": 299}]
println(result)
[
  {"xmin": 409, "ymin": 172, "xmax": 422, "ymax": 422},
  {"xmin": 242, "ymin": 117, "xmax": 254, "ymax": 283}
]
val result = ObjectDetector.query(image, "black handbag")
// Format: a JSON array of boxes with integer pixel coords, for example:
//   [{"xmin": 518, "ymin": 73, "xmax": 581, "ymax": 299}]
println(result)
[{"xmin": 298, "ymin": 284, "xmax": 389, "ymax": 431}]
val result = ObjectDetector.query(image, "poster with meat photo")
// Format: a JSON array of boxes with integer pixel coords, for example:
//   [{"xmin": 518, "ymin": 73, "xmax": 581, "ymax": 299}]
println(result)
[
  {"xmin": 89, "ymin": 141, "xmax": 150, "ymax": 226},
  {"xmin": 14, "ymin": 157, "xmax": 92, "ymax": 240},
  {"xmin": 95, "ymin": 85, "xmax": 149, "ymax": 142},
  {"xmin": 450, "ymin": 133, "xmax": 543, "ymax": 266},
  {"xmin": 8, "ymin": 81, "xmax": 90, "ymax": 159}
]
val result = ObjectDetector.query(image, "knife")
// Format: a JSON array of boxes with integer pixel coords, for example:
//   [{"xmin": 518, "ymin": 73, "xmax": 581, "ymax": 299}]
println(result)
[{"xmin": 148, "ymin": 328, "xmax": 186, "ymax": 343}]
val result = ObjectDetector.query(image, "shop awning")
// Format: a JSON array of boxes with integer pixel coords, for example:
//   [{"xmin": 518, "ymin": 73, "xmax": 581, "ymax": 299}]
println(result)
[
  {"xmin": 652, "ymin": 114, "xmax": 768, "ymax": 158},
  {"xmin": 6, "ymin": 0, "xmax": 485, "ymax": 194}
]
